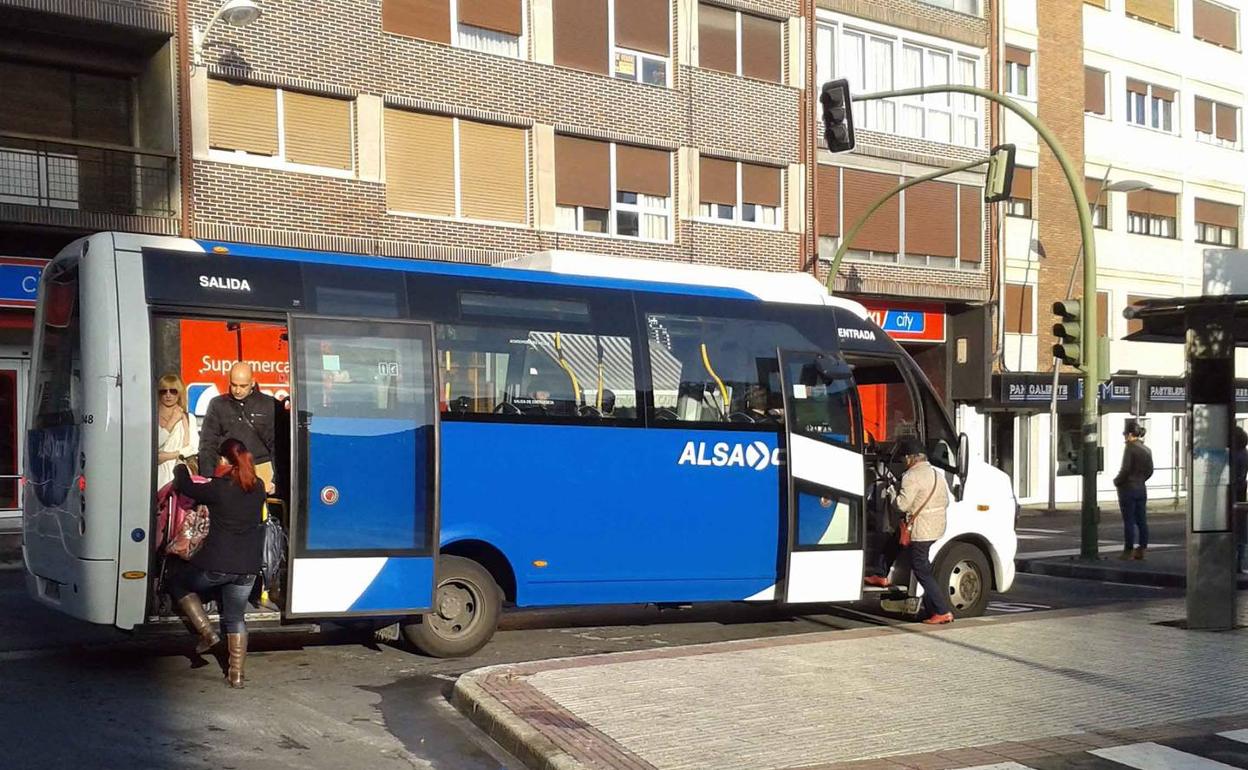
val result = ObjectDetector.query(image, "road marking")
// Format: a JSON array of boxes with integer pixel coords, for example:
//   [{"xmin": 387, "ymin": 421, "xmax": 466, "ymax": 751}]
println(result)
[
  {"xmin": 1019, "ymin": 543, "xmax": 1179, "ymax": 559},
  {"xmin": 960, "ymin": 763, "xmax": 1034, "ymax": 770},
  {"xmin": 986, "ymin": 601, "xmax": 1051, "ymax": 614},
  {"xmin": 1219, "ymin": 730, "xmax": 1248, "ymax": 744},
  {"xmin": 1092, "ymin": 742, "xmax": 1241, "ymax": 769},
  {"xmin": 1017, "ymin": 528, "xmax": 1066, "ymax": 534}
]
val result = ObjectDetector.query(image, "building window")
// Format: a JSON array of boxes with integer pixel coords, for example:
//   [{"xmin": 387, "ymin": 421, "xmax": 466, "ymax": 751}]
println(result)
[
  {"xmin": 1126, "ymin": 0, "xmax": 1176, "ymax": 29},
  {"xmin": 916, "ymin": 0, "xmax": 980, "ymax": 15},
  {"xmin": 1126, "ymin": 189, "xmax": 1178, "ymax": 238},
  {"xmin": 552, "ymin": 0, "xmax": 671, "ymax": 85},
  {"xmin": 1006, "ymin": 166, "xmax": 1033, "ymax": 218},
  {"xmin": 1195, "ymin": 199, "xmax": 1240, "ymax": 246},
  {"xmin": 1086, "ymin": 179, "xmax": 1109, "ymax": 228},
  {"xmin": 208, "ymin": 80, "xmax": 354, "ymax": 174},
  {"xmin": 1126, "ymin": 79, "xmax": 1175, "ymax": 133},
  {"xmin": 554, "ymin": 136, "xmax": 671, "ymax": 240},
  {"xmin": 1193, "ymin": 0, "xmax": 1239, "ymax": 50},
  {"xmin": 817, "ymin": 20, "xmax": 981, "ymax": 149},
  {"xmin": 698, "ymin": 157, "xmax": 782, "ymax": 228},
  {"xmin": 383, "ymin": 0, "xmax": 524, "ymax": 59},
  {"xmin": 698, "ymin": 3, "xmax": 783, "ymax": 83},
  {"xmin": 1195, "ymin": 96, "xmax": 1240, "ymax": 148},
  {"xmin": 1004, "ymin": 283, "xmax": 1034, "ymax": 334},
  {"xmin": 384, "ymin": 109, "xmax": 527, "ymax": 224},
  {"xmin": 1004, "ymin": 46, "xmax": 1031, "ymax": 98},
  {"xmin": 1084, "ymin": 67, "xmax": 1107, "ymax": 116}
]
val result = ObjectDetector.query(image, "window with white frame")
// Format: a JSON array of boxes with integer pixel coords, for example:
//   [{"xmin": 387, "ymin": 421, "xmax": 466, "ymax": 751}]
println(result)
[
  {"xmin": 698, "ymin": 157, "xmax": 782, "ymax": 228},
  {"xmin": 816, "ymin": 20, "xmax": 982, "ymax": 148},
  {"xmin": 554, "ymin": 136, "xmax": 672, "ymax": 241},
  {"xmin": 1195, "ymin": 199, "xmax": 1240, "ymax": 246},
  {"xmin": 1195, "ymin": 96, "xmax": 1240, "ymax": 148},
  {"xmin": 1126, "ymin": 79, "xmax": 1176, "ymax": 133},
  {"xmin": 917, "ymin": 0, "xmax": 981, "ymax": 14},
  {"xmin": 612, "ymin": 0, "xmax": 671, "ymax": 86},
  {"xmin": 383, "ymin": 0, "xmax": 525, "ymax": 59},
  {"xmin": 1126, "ymin": 189, "xmax": 1178, "ymax": 238},
  {"xmin": 1004, "ymin": 46, "xmax": 1032, "ymax": 98},
  {"xmin": 207, "ymin": 80, "xmax": 354, "ymax": 175}
]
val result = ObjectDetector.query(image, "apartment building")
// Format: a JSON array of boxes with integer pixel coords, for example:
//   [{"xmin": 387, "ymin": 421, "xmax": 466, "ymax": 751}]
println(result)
[{"xmin": 985, "ymin": 0, "xmax": 1248, "ymax": 505}]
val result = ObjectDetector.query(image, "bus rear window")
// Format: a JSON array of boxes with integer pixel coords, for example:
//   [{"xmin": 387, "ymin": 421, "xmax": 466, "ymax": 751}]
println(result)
[{"xmin": 28, "ymin": 264, "xmax": 82, "ymax": 508}]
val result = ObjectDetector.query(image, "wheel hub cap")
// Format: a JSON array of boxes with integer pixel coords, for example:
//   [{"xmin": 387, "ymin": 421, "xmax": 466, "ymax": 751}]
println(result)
[{"xmin": 948, "ymin": 559, "xmax": 983, "ymax": 610}]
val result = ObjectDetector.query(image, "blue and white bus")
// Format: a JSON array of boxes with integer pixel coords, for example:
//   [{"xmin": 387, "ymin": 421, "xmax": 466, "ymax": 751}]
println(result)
[{"xmin": 23, "ymin": 233, "xmax": 1016, "ymax": 656}]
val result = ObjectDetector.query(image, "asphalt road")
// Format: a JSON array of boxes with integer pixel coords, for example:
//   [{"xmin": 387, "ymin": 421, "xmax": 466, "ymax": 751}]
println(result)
[
  {"xmin": 0, "ymin": 565, "xmax": 1178, "ymax": 770},
  {"xmin": 1015, "ymin": 508, "xmax": 1187, "ymax": 559}
]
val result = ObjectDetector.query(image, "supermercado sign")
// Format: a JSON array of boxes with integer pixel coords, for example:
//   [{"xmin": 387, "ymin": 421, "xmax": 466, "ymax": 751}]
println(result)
[
  {"xmin": 178, "ymin": 319, "xmax": 290, "ymax": 415},
  {"xmin": 858, "ymin": 300, "xmax": 945, "ymax": 343}
]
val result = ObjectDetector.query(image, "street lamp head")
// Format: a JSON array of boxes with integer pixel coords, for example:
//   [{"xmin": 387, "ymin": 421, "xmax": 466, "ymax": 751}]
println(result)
[
  {"xmin": 1105, "ymin": 179, "xmax": 1152, "ymax": 193},
  {"xmin": 217, "ymin": 0, "xmax": 261, "ymax": 27}
]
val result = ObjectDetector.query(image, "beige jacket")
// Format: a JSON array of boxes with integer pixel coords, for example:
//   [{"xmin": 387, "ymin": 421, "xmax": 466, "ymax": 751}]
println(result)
[{"xmin": 895, "ymin": 460, "xmax": 949, "ymax": 542}]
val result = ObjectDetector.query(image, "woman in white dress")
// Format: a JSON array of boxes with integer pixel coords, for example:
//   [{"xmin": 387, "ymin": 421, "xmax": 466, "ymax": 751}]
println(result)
[{"xmin": 156, "ymin": 374, "xmax": 199, "ymax": 489}]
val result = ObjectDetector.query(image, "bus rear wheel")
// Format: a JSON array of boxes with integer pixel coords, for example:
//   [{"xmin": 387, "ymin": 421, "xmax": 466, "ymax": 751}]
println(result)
[
  {"xmin": 402, "ymin": 556, "xmax": 501, "ymax": 658},
  {"xmin": 935, "ymin": 543, "xmax": 990, "ymax": 618}
]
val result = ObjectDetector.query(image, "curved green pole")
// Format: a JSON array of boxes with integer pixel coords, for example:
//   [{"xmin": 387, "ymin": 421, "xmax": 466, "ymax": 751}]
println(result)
[
  {"xmin": 845, "ymin": 84, "xmax": 1101, "ymax": 558},
  {"xmin": 824, "ymin": 156, "xmax": 988, "ymax": 286}
]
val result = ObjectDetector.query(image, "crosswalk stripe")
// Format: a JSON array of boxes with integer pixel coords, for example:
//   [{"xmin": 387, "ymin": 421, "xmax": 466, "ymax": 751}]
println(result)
[
  {"xmin": 1161, "ymin": 736, "xmax": 1248, "ymax": 768},
  {"xmin": 1221, "ymin": 731, "xmax": 1248, "ymax": 745},
  {"xmin": 1092, "ymin": 742, "xmax": 1242, "ymax": 769},
  {"xmin": 959, "ymin": 763, "xmax": 1035, "ymax": 770}
]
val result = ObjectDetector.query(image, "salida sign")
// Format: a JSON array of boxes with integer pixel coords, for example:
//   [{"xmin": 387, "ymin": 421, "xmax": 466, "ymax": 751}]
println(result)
[{"xmin": 179, "ymin": 319, "xmax": 290, "ymax": 415}]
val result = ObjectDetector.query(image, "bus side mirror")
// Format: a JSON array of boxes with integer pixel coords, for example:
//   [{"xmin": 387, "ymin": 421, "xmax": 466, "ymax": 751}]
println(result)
[{"xmin": 957, "ymin": 433, "xmax": 970, "ymax": 481}]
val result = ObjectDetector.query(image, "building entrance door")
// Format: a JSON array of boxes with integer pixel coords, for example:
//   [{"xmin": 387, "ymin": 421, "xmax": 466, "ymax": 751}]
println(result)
[{"xmin": 0, "ymin": 358, "xmax": 29, "ymax": 524}]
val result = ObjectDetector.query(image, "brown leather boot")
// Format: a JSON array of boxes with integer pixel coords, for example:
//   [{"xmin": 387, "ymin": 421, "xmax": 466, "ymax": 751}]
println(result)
[
  {"xmin": 1133, "ymin": 547, "xmax": 1146, "ymax": 560},
  {"xmin": 226, "ymin": 632, "xmax": 246, "ymax": 688},
  {"xmin": 177, "ymin": 595, "xmax": 220, "ymax": 654}
]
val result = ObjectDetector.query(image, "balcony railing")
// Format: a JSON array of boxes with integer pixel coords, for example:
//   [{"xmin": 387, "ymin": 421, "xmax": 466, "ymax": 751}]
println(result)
[{"xmin": 0, "ymin": 132, "xmax": 176, "ymax": 218}]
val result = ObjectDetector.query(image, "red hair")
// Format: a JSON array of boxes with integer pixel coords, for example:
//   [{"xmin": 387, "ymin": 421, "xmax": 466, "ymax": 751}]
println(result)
[{"xmin": 217, "ymin": 438, "xmax": 258, "ymax": 492}]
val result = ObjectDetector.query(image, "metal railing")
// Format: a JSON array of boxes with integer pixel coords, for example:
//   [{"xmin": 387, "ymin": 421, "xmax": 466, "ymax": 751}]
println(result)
[{"xmin": 0, "ymin": 132, "xmax": 176, "ymax": 218}]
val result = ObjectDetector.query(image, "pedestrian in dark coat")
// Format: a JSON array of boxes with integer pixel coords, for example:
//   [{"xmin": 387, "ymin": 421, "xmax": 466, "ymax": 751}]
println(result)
[{"xmin": 1114, "ymin": 420, "xmax": 1154, "ymax": 560}]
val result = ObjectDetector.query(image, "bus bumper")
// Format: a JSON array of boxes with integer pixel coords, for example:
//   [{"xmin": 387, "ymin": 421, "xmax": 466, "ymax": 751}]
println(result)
[{"xmin": 24, "ymin": 545, "xmax": 120, "ymax": 626}]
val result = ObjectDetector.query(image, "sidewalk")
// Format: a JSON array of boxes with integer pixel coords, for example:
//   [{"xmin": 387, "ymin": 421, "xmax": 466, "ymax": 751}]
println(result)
[
  {"xmin": 454, "ymin": 598, "xmax": 1248, "ymax": 770},
  {"xmin": 1017, "ymin": 545, "xmax": 1248, "ymax": 589}
]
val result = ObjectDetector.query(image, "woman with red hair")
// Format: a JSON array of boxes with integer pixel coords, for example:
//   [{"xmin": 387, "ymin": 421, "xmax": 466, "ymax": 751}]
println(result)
[{"xmin": 169, "ymin": 437, "xmax": 265, "ymax": 688}]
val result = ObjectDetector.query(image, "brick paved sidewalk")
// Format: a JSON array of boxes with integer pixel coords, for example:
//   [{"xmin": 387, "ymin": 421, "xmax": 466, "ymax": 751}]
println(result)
[{"xmin": 453, "ymin": 598, "xmax": 1247, "ymax": 770}]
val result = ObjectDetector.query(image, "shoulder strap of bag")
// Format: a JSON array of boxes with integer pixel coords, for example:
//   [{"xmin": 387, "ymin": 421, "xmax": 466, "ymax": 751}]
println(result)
[{"xmin": 915, "ymin": 469, "xmax": 938, "ymax": 515}]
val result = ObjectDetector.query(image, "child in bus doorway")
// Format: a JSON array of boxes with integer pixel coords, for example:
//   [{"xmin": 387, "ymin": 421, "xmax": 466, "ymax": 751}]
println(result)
[
  {"xmin": 156, "ymin": 374, "xmax": 199, "ymax": 489},
  {"xmin": 1114, "ymin": 421, "xmax": 1154, "ymax": 561}
]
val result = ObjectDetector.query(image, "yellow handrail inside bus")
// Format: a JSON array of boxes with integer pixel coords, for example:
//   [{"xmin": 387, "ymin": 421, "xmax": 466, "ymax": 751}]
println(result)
[
  {"xmin": 700, "ymin": 343, "xmax": 729, "ymax": 413},
  {"xmin": 595, "ymin": 336, "xmax": 605, "ymax": 411},
  {"xmin": 554, "ymin": 332, "xmax": 582, "ymax": 406}
]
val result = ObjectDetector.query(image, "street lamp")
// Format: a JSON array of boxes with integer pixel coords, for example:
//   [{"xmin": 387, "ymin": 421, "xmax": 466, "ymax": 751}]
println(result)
[{"xmin": 192, "ymin": 0, "xmax": 262, "ymax": 68}]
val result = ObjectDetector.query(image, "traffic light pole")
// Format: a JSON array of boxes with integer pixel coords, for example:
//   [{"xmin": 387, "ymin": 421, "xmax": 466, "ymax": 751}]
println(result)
[{"xmin": 841, "ymin": 85, "xmax": 1101, "ymax": 559}]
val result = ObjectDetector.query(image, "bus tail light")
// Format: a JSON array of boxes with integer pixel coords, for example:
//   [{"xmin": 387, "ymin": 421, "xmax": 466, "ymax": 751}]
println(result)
[{"xmin": 77, "ymin": 475, "xmax": 86, "ymax": 492}]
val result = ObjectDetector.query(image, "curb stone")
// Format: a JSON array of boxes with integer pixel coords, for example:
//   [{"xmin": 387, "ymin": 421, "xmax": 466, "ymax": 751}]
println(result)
[
  {"xmin": 453, "ymin": 667, "xmax": 588, "ymax": 770},
  {"xmin": 1016, "ymin": 556, "xmax": 1248, "ymax": 589}
]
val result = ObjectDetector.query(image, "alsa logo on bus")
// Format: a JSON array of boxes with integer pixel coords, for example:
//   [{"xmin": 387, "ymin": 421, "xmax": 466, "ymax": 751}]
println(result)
[
  {"xmin": 198, "ymin": 275, "xmax": 252, "ymax": 292},
  {"xmin": 678, "ymin": 440, "xmax": 780, "ymax": 471}
]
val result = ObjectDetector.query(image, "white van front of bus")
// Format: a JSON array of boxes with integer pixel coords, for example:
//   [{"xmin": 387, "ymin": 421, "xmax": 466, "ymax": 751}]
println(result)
[{"xmin": 940, "ymin": 457, "xmax": 1018, "ymax": 594}]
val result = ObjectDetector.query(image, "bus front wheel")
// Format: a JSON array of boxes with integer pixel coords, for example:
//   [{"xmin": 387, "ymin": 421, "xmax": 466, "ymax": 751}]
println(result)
[
  {"xmin": 402, "ymin": 556, "xmax": 501, "ymax": 658},
  {"xmin": 935, "ymin": 543, "xmax": 990, "ymax": 618}
]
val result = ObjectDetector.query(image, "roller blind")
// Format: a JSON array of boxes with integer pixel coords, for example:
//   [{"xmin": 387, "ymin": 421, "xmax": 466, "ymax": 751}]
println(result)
[
  {"xmin": 615, "ymin": 0, "xmax": 669, "ymax": 56},
  {"xmin": 1127, "ymin": 294, "xmax": 1147, "ymax": 335},
  {"xmin": 1097, "ymin": 291, "xmax": 1109, "ymax": 337},
  {"xmin": 842, "ymin": 169, "xmax": 900, "ymax": 254},
  {"xmin": 1127, "ymin": 189, "xmax": 1177, "ymax": 218},
  {"xmin": 616, "ymin": 145, "xmax": 671, "ymax": 198},
  {"xmin": 383, "ymin": 0, "xmax": 452, "ymax": 43},
  {"xmin": 1195, "ymin": 199, "xmax": 1239, "ymax": 228},
  {"xmin": 1193, "ymin": 0, "xmax": 1238, "ymax": 49},
  {"xmin": 699, "ymin": 156, "xmax": 736, "ymax": 205},
  {"xmin": 816, "ymin": 165, "xmax": 840, "ymax": 237},
  {"xmin": 904, "ymin": 180, "xmax": 957, "ymax": 259},
  {"xmin": 1005, "ymin": 46, "xmax": 1031, "ymax": 65},
  {"xmin": 1004, "ymin": 284, "xmax": 1034, "ymax": 334},
  {"xmin": 1151, "ymin": 84, "xmax": 1176, "ymax": 102},
  {"xmin": 1010, "ymin": 166, "xmax": 1033, "ymax": 202},
  {"xmin": 208, "ymin": 79, "xmax": 278, "ymax": 156},
  {"xmin": 741, "ymin": 13, "xmax": 781, "ymax": 83},
  {"xmin": 1126, "ymin": 0, "xmax": 1175, "ymax": 28},
  {"xmin": 1126, "ymin": 78, "xmax": 1148, "ymax": 95},
  {"xmin": 459, "ymin": 120, "xmax": 527, "ymax": 223},
  {"xmin": 698, "ymin": 3, "xmax": 737, "ymax": 74},
  {"xmin": 459, "ymin": 0, "xmax": 523, "ymax": 35},
  {"xmin": 554, "ymin": 134, "xmax": 611, "ymax": 208},
  {"xmin": 1085, "ymin": 68, "xmax": 1106, "ymax": 114},
  {"xmin": 741, "ymin": 163, "xmax": 781, "ymax": 207},
  {"xmin": 283, "ymin": 91, "xmax": 353, "ymax": 170},
  {"xmin": 1195, "ymin": 97, "xmax": 1214, "ymax": 133},
  {"xmin": 385, "ymin": 109, "xmax": 456, "ymax": 216},
  {"xmin": 1216, "ymin": 103, "xmax": 1238, "ymax": 142},
  {"xmin": 1085, "ymin": 178, "xmax": 1104, "ymax": 206},
  {"xmin": 554, "ymin": 0, "xmax": 609, "ymax": 74},
  {"xmin": 959, "ymin": 185, "xmax": 982, "ymax": 263}
]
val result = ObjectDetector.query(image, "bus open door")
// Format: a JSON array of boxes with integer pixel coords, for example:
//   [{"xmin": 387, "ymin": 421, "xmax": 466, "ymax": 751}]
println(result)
[{"xmin": 776, "ymin": 350, "xmax": 866, "ymax": 603}]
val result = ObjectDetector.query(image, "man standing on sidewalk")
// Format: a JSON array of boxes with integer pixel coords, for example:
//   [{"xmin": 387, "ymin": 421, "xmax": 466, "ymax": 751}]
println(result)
[
  {"xmin": 894, "ymin": 438, "xmax": 954, "ymax": 625},
  {"xmin": 1113, "ymin": 420, "xmax": 1153, "ymax": 561}
]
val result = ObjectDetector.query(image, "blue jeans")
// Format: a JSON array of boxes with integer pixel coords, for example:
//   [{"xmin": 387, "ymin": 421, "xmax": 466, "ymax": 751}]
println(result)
[
  {"xmin": 909, "ymin": 540, "xmax": 952, "ymax": 617},
  {"xmin": 169, "ymin": 565, "xmax": 255, "ymax": 634},
  {"xmin": 1118, "ymin": 487, "xmax": 1149, "ymax": 550}
]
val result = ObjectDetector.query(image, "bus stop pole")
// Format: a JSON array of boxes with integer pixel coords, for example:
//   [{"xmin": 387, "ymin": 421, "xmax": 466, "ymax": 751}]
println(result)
[{"xmin": 834, "ymin": 85, "xmax": 1101, "ymax": 557}]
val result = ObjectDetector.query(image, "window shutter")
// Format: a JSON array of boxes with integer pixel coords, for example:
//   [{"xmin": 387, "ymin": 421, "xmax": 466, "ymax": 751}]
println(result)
[
  {"xmin": 843, "ymin": 169, "xmax": 900, "ymax": 254},
  {"xmin": 1085, "ymin": 0, "xmax": 1109, "ymax": 8},
  {"xmin": 616, "ymin": 145, "xmax": 671, "ymax": 198},
  {"xmin": 698, "ymin": 3, "xmax": 737, "ymax": 74},
  {"xmin": 383, "ymin": 0, "xmax": 452, "ymax": 43},
  {"xmin": 284, "ymin": 92, "xmax": 353, "ymax": 170},
  {"xmin": 699, "ymin": 156, "xmax": 737, "ymax": 205},
  {"xmin": 1130, "ymin": 189, "xmax": 1177, "ymax": 217},
  {"xmin": 615, "ymin": 0, "xmax": 669, "ymax": 56},
  {"xmin": 1126, "ymin": 0, "xmax": 1175, "ymax": 28},
  {"xmin": 1193, "ymin": 0, "xmax": 1238, "ymax": 50},
  {"xmin": 1126, "ymin": 294, "xmax": 1147, "ymax": 335},
  {"xmin": 555, "ymin": 135, "xmax": 611, "ymax": 209},
  {"xmin": 1004, "ymin": 284, "xmax": 1034, "ymax": 334},
  {"xmin": 554, "ymin": 0, "xmax": 609, "ymax": 74},
  {"xmin": 459, "ymin": 0, "xmax": 523, "ymax": 35},
  {"xmin": 1126, "ymin": 78, "xmax": 1148, "ymax": 95},
  {"xmin": 1216, "ymin": 103, "xmax": 1238, "ymax": 142},
  {"xmin": 959, "ymin": 185, "xmax": 982, "ymax": 263},
  {"xmin": 1085, "ymin": 178, "xmax": 1105, "ymax": 206},
  {"xmin": 1151, "ymin": 84, "xmax": 1176, "ymax": 102},
  {"xmin": 1010, "ymin": 166, "xmax": 1033, "ymax": 202},
  {"xmin": 816, "ymin": 165, "xmax": 841, "ymax": 237},
  {"xmin": 741, "ymin": 163, "xmax": 781, "ymax": 207},
  {"xmin": 384, "ymin": 109, "xmax": 456, "ymax": 216},
  {"xmin": 1005, "ymin": 46, "xmax": 1031, "ymax": 65},
  {"xmin": 740, "ymin": 13, "xmax": 781, "ymax": 83},
  {"xmin": 1084, "ymin": 68, "xmax": 1106, "ymax": 114},
  {"xmin": 0, "ymin": 62, "xmax": 73, "ymax": 137},
  {"xmin": 1195, "ymin": 199, "xmax": 1240, "ymax": 228},
  {"xmin": 1097, "ymin": 291, "xmax": 1109, "ymax": 337},
  {"xmin": 459, "ymin": 120, "xmax": 527, "ymax": 223},
  {"xmin": 904, "ymin": 181, "xmax": 957, "ymax": 258},
  {"xmin": 1195, "ymin": 97, "xmax": 1214, "ymax": 133},
  {"xmin": 207, "ymin": 80, "xmax": 278, "ymax": 156},
  {"xmin": 74, "ymin": 73, "xmax": 133, "ymax": 146}
]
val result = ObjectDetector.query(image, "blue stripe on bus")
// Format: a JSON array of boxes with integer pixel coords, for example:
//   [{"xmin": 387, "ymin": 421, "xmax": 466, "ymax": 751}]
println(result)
[
  {"xmin": 439, "ymin": 422, "xmax": 780, "ymax": 606},
  {"xmin": 347, "ymin": 557, "xmax": 436, "ymax": 612},
  {"xmin": 194, "ymin": 241, "xmax": 760, "ymax": 300}
]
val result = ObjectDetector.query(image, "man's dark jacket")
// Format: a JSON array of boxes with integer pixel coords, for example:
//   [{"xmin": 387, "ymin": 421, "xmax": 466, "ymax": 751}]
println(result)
[{"xmin": 197, "ymin": 389, "xmax": 277, "ymax": 472}]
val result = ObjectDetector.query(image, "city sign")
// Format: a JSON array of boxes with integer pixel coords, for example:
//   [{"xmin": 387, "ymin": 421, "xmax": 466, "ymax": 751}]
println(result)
[
  {"xmin": 859, "ymin": 300, "xmax": 945, "ymax": 342},
  {"xmin": 0, "ymin": 257, "xmax": 48, "ymax": 309}
]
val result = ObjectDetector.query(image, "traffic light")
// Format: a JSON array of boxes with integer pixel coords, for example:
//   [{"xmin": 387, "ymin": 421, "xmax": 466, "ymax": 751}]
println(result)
[
  {"xmin": 984, "ymin": 143, "xmax": 1016, "ymax": 203},
  {"xmin": 1052, "ymin": 299, "xmax": 1083, "ymax": 367},
  {"xmin": 820, "ymin": 79, "xmax": 855, "ymax": 153}
]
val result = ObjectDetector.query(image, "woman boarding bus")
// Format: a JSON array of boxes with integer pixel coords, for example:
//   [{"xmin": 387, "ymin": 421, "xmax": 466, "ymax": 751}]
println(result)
[{"xmin": 23, "ymin": 233, "xmax": 1017, "ymax": 657}]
